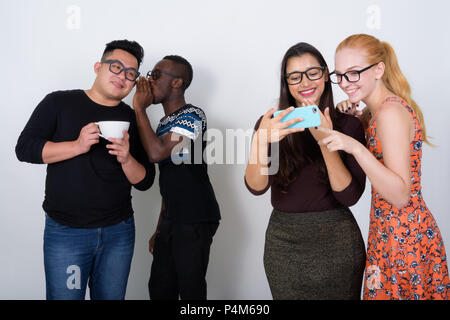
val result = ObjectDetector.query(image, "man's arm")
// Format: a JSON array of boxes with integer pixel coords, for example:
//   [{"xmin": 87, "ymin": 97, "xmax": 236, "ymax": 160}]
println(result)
[
  {"xmin": 107, "ymin": 130, "xmax": 147, "ymax": 185},
  {"xmin": 149, "ymin": 201, "xmax": 165, "ymax": 255},
  {"xmin": 134, "ymin": 110, "xmax": 185, "ymax": 163},
  {"xmin": 133, "ymin": 77, "xmax": 187, "ymax": 163},
  {"xmin": 120, "ymin": 155, "xmax": 146, "ymax": 185},
  {"xmin": 42, "ymin": 123, "xmax": 100, "ymax": 164},
  {"xmin": 16, "ymin": 93, "xmax": 100, "ymax": 164}
]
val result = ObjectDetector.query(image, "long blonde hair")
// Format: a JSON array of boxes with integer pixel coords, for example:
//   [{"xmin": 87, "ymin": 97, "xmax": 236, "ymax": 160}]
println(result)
[{"xmin": 336, "ymin": 34, "xmax": 432, "ymax": 145}]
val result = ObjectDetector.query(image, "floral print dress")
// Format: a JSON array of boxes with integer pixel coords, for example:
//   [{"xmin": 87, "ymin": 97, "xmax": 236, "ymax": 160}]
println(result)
[{"xmin": 363, "ymin": 97, "xmax": 449, "ymax": 300}]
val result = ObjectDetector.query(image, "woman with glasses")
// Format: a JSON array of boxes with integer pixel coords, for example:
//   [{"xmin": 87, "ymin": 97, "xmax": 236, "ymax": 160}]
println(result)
[
  {"xmin": 244, "ymin": 42, "xmax": 367, "ymax": 299},
  {"xmin": 319, "ymin": 34, "xmax": 449, "ymax": 299}
]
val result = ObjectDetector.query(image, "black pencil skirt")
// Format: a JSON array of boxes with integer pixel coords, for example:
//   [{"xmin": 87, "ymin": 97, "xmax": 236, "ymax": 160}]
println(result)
[{"xmin": 263, "ymin": 207, "xmax": 366, "ymax": 300}]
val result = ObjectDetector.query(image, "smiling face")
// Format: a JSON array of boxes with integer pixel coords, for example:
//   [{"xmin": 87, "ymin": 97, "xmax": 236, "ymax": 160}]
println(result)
[
  {"xmin": 93, "ymin": 49, "xmax": 139, "ymax": 103},
  {"xmin": 334, "ymin": 47, "xmax": 383, "ymax": 104},
  {"xmin": 285, "ymin": 54, "xmax": 327, "ymax": 107}
]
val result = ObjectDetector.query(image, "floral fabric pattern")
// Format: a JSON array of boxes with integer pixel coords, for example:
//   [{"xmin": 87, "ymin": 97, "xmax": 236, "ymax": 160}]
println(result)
[{"xmin": 363, "ymin": 97, "xmax": 449, "ymax": 300}]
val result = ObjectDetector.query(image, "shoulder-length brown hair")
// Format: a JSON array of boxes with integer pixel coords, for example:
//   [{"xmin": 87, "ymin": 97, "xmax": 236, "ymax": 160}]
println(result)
[{"xmin": 273, "ymin": 42, "xmax": 337, "ymax": 191}]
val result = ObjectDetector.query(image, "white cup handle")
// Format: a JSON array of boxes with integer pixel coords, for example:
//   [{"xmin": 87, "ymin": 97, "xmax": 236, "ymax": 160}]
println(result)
[{"xmin": 94, "ymin": 122, "xmax": 105, "ymax": 138}]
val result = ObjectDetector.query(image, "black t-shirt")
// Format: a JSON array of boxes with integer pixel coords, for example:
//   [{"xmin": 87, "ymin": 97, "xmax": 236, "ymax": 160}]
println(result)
[
  {"xmin": 16, "ymin": 90, "xmax": 155, "ymax": 228},
  {"xmin": 156, "ymin": 104, "xmax": 220, "ymax": 223}
]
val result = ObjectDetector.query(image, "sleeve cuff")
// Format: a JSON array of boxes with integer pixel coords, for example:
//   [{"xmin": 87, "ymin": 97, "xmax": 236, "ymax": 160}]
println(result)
[
  {"xmin": 332, "ymin": 177, "xmax": 363, "ymax": 207},
  {"xmin": 132, "ymin": 163, "xmax": 155, "ymax": 191},
  {"xmin": 244, "ymin": 176, "xmax": 271, "ymax": 196}
]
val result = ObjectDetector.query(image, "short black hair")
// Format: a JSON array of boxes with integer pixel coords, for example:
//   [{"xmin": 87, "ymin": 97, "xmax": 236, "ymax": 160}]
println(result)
[
  {"xmin": 163, "ymin": 55, "xmax": 193, "ymax": 90},
  {"xmin": 102, "ymin": 40, "xmax": 144, "ymax": 66}
]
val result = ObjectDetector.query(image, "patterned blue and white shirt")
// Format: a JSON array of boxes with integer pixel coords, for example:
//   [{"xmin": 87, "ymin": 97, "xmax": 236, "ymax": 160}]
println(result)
[{"xmin": 156, "ymin": 104, "xmax": 207, "ymax": 164}]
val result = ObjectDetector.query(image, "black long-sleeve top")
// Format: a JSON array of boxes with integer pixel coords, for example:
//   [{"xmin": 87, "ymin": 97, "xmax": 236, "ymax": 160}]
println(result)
[
  {"xmin": 16, "ymin": 90, "xmax": 155, "ymax": 228},
  {"xmin": 245, "ymin": 112, "xmax": 366, "ymax": 213}
]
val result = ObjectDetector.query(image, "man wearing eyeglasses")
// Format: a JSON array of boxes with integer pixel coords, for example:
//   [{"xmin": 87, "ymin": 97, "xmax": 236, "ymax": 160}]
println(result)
[
  {"xmin": 133, "ymin": 55, "xmax": 220, "ymax": 300},
  {"xmin": 15, "ymin": 40, "xmax": 155, "ymax": 300}
]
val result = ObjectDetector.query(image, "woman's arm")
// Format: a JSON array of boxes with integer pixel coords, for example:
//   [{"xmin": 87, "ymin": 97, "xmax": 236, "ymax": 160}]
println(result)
[
  {"xmin": 244, "ymin": 107, "xmax": 304, "ymax": 193},
  {"xmin": 245, "ymin": 126, "xmax": 271, "ymax": 192},
  {"xmin": 309, "ymin": 107, "xmax": 353, "ymax": 192},
  {"xmin": 319, "ymin": 102, "xmax": 412, "ymax": 208}
]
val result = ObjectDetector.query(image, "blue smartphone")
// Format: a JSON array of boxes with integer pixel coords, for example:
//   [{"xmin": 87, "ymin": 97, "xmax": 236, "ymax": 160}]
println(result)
[{"xmin": 273, "ymin": 105, "xmax": 321, "ymax": 129}]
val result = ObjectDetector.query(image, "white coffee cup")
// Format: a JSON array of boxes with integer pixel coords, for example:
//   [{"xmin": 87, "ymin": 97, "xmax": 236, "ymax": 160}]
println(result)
[{"xmin": 95, "ymin": 121, "xmax": 130, "ymax": 139}]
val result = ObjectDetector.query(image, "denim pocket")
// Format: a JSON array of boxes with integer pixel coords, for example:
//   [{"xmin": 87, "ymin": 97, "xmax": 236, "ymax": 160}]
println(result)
[
  {"xmin": 121, "ymin": 216, "xmax": 135, "ymax": 226},
  {"xmin": 45, "ymin": 214, "xmax": 69, "ymax": 230}
]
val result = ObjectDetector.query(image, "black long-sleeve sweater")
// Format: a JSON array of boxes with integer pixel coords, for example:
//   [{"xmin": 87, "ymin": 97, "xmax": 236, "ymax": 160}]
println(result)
[{"xmin": 16, "ymin": 90, "xmax": 155, "ymax": 228}]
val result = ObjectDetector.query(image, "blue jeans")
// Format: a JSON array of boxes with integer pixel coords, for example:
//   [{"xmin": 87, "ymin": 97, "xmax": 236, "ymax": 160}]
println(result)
[{"xmin": 43, "ymin": 214, "xmax": 135, "ymax": 300}]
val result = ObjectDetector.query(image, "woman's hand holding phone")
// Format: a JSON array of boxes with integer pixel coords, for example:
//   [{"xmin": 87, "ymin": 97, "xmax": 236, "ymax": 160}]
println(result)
[
  {"xmin": 300, "ymin": 99, "xmax": 333, "ymax": 143},
  {"xmin": 258, "ymin": 106, "xmax": 305, "ymax": 143}
]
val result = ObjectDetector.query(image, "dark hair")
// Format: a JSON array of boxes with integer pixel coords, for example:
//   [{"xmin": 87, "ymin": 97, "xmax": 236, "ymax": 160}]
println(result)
[
  {"xmin": 163, "ymin": 55, "xmax": 193, "ymax": 90},
  {"xmin": 102, "ymin": 39, "xmax": 144, "ymax": 66},
  {"xmin": 274, "ymin": 42, "xmax": 337, "ymax": 191}
]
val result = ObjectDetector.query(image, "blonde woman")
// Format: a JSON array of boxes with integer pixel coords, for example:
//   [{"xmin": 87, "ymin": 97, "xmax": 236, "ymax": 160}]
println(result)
[{"xmin": 320, "ymin": 34, "xmax": 449, "ymax": 300}]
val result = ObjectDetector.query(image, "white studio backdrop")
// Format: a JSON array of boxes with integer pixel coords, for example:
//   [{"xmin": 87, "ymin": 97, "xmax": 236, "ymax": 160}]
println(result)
[{"xmin": 1, "ymin": 0, "xmax": 449, "ymax": 299}]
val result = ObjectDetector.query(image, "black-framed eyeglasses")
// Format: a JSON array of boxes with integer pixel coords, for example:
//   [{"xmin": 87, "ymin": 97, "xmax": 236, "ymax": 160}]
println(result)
[
  {"xmin": 146, "ymin": 68, "xmax": 181, "ymax": 81},
  {"xmin": 101, "ymin": 59, "xmax": 140, "ymax": 81},
  {"xmin": 329, "ymin": 62, "xmax": 379, "ymax": 84},
  {"xmin": 285, "ymin": 66, "xmax": 325, "ymax": 85}
]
